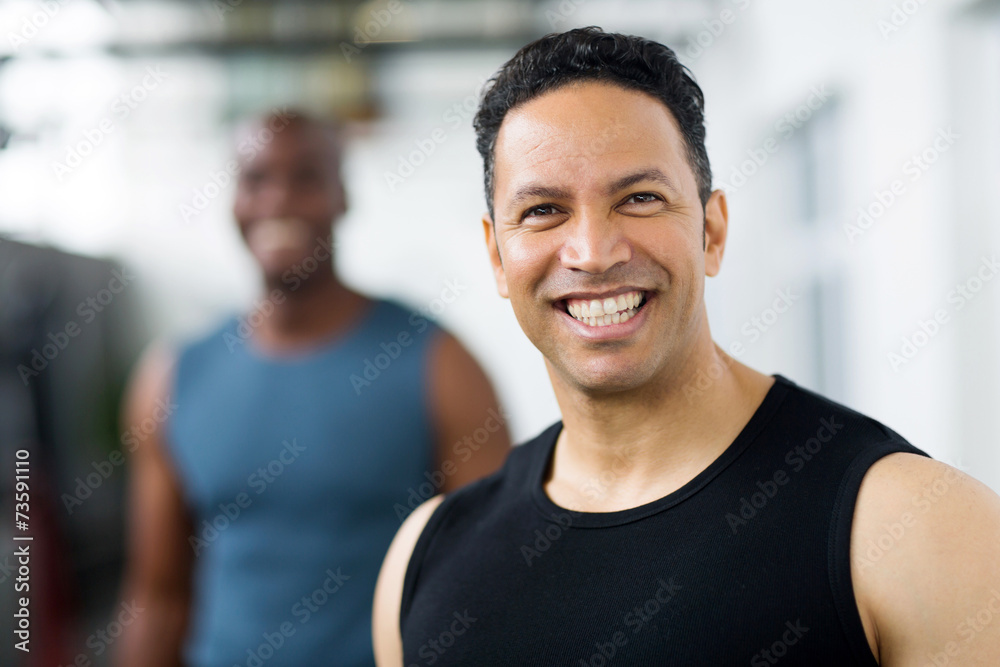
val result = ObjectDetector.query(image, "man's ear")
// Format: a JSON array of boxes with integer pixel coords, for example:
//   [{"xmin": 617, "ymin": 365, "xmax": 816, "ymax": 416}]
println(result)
[
  {"xmin": 703, "ymin": 189, "xmax": 728, "ymax": 278},
  {"xmin": 482, "ymin": 213, "xmax": 508, "ymax": 299}
]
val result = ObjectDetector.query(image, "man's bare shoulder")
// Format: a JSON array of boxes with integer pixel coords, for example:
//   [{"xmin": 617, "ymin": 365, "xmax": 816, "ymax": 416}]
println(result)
[
  {"xmin": 127, "ymin": 342, "xmax": 175, "ymax": 406},
  {"xmin": 852, "ymin": 453, "xmax": 1000, "ymax": 665},
  {"xmin": 373, "ymin": 495, "xmax": 445, "ymax": 666}
]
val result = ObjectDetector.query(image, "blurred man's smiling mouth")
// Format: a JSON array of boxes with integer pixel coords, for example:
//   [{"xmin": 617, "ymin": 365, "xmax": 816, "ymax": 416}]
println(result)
[{"xmin": 246, "ymin": 217, "xmax": 311, "ymax": 254}]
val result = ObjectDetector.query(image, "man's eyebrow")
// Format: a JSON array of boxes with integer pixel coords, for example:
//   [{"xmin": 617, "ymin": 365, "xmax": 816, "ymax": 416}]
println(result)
[
  {"xmin": 508, "ymin": 184, "xmax": 573, "ymax": 208},
  {"xmin": 605, "ymin": 168, "xmax": 679, "ymax": 196},
  {"xmin": 506, "ymin": 168, "xmax": 678, "ymax": 209}
]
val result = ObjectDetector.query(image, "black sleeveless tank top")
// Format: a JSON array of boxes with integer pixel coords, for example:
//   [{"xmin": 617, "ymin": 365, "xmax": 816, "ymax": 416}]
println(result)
[{"xmin": 400, "ymin": 374, "xmax": 929, "ymax": 666}]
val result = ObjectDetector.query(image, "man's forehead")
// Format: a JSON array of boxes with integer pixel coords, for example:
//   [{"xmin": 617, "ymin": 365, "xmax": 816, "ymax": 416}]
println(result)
[
  {"xmin": 499, "ymin": 111, "xmax": 636, "ymax": 164},
  {"xmin": 499, "ymin": 81, "xmax": 681, "ymax": 142},
  {"xmin": 492, "ymin": 83, "xmax": 690, "ymax": 199},
  {"xmin": 236, "ymin": 120, "xmax": 337, "ymax": 167}
]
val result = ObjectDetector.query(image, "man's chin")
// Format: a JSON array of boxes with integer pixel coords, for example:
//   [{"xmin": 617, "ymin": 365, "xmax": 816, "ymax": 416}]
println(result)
[
  {"xmin": 254, "ymin": 251, "xmax": 305, "ymax": 283},
  {"xmin": 552, "ymin": 356, "xmax": 656, "ymax": 396}
]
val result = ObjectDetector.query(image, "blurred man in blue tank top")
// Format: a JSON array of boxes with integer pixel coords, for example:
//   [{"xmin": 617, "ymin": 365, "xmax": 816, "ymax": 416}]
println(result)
[{"xmin": 114, "ymin": 111, "xmax": 510, "ymax": 666}]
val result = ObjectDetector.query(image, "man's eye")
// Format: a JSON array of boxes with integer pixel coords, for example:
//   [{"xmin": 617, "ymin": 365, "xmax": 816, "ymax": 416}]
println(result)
[
  {"xmin": 241, "ymin": 172, "xmax": 265, "ymax": 190},
  {"xmin": 524, "ymin": 205, "xmax": 558, "ymax": 219},
  {"xmin": 295, "ymin": 169, "xmax": 324, "ymax": 186},
  {"xmin": 625, "ymin": 193, "xmax": 660, "ymax": 204}
]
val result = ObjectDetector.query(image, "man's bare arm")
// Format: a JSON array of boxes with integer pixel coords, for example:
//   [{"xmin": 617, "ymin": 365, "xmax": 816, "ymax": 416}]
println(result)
[
  {"xmin": 852, "ymin": 453, "xmax": 1000, "ymax": 666},
  {"xmin": 427, "ymin": 331, "xmax": 511, "ymax": 493},
  {"xmin": 373, "ymin": 496, "xmax": 445, "ymax": 666},
  {"xmin": 114, "ymin": 345, "xmax": 194, "ymax": 667}
]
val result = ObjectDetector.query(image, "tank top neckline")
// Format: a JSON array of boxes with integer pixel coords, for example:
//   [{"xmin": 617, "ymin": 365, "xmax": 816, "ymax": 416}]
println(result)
[
  {"xmin": 241, "ymin": 298, "xmax": 383, "ymax": 364},
  {"xmin": 529, "ymin": 373, "xmax": 794, "ymax": 528}
]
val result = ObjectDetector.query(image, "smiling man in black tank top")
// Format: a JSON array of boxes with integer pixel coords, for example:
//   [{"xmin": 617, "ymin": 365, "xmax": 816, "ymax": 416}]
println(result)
[{"xmin": 373, "ymin": 28, "xmax": 1000, "ymax": 666}]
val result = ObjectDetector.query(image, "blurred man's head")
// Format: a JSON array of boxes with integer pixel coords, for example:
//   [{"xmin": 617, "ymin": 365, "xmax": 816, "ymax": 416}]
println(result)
[
  {"xmin": 233, "ymin": 110, "xmax": 346, "ymax": 283},
  {"xmin": 477, "ymin": 28, "xmax": 728, "ymax": 395}
]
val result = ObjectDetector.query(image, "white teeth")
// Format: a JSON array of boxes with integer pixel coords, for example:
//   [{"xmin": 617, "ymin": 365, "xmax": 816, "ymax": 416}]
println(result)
[{"xmin": 564, "ymin": 290, "xmax": 645, "ymax": 327}]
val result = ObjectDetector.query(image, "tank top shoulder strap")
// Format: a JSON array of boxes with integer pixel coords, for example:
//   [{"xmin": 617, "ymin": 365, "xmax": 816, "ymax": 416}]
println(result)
[
  {"xmin": 399, "ymin": 421, "xmax": 560, "ymax": 624},
  {"xmin": 827, "ymin": 437, "xmax": 929, "ymax": 662}
]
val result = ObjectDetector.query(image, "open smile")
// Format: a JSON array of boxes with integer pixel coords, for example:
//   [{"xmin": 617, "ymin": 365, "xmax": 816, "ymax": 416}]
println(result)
[
  {"xmin": 552, "ymin": 289, "xmax": 654, "ymax": 340},
  {"xmin": 557, "ymin": 289, "xmax": 650, "ymax": 327}
]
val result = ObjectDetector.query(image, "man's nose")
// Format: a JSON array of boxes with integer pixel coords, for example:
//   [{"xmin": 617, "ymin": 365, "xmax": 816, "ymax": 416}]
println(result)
[
  {"xmin": 558, "ymin": 209, "xmax": 631, "ymax": 274},
  {"xmin": 256, "ymin": 179, "xmax": 295, "ymax": 218}
]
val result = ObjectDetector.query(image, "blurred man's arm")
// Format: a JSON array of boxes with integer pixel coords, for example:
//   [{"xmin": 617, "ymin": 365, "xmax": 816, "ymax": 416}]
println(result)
[
  {"xmin": 852, "ymin": 454, "xmax": 1000, "ymax": 666},
  {"xmin": 115, "ymin": 345, "xmax": 193, "ymax": 667},
  {"xmin": 373, "ymin": 495, "xmax": 445, "ymax": 666},
  {"xmin": 427, "ymin": 332, "xmax": 511, "ymax": 492},
  {"xmin": 372, "ymin": 332, "xmax": 508, "ymax": 663}
]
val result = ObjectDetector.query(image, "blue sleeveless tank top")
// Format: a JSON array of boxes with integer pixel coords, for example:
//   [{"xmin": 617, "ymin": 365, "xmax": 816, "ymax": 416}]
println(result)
[{"xmin": 166, "ymin": 298, "xmax": 440, "ymax": 666}]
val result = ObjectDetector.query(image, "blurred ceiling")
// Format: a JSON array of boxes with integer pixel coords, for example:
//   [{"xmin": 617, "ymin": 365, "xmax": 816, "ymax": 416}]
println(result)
[{"xmin": 1, "ymin": 0, "xmax": 721, "ymax": 58}]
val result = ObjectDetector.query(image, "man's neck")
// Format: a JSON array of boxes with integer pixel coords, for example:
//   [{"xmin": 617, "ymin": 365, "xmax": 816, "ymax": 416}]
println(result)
[
  {"xmin": 545, "ymin": 331, "xmax": 775, "ymax": 512},
  {"xmin": 251, "ymin": 272, "xmax": 371, "ymax": 353}
]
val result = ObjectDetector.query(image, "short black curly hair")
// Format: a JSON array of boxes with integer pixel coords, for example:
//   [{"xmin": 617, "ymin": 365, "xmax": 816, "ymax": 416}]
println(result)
[{"xmin": 473, "ymin": 26, "xmax": 712, "ymax": 218}]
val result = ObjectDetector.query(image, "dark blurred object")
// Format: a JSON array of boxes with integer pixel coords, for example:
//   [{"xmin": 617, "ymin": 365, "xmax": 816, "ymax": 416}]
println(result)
[{"xmin": 0, "ymin": 239, "xmax": 144, "ymax": 667}]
